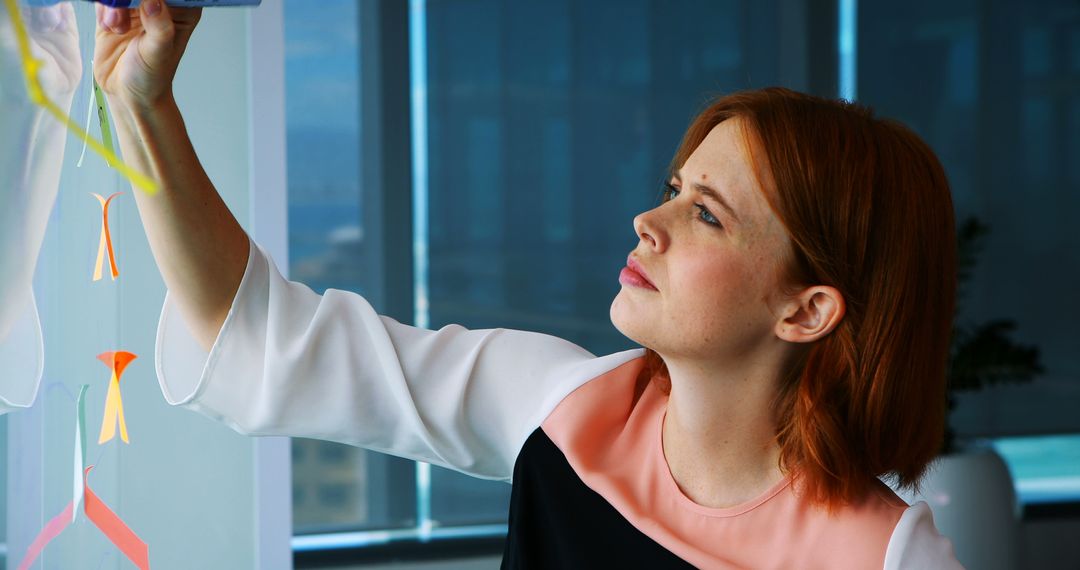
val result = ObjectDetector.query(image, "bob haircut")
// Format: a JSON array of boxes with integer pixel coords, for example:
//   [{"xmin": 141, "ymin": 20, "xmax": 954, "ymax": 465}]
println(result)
[{"xmin": 642, "ymin": 87, "xmax": 957, "ymax": 510}]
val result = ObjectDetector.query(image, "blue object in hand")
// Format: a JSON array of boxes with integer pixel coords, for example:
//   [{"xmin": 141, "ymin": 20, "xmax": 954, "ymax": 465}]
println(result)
[{"xmin": 22, "ymin": 0, "xmax": 261, "ymax": 7}]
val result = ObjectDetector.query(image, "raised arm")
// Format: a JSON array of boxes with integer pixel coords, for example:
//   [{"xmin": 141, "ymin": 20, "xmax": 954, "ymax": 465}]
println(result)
[
  {"xmin": 91, "ymin": 3, "xmax": 650, "ymax": 479},
  {"xmin": 0, "ymin": 3, "xmax": 81, "ymax": 413},
  {"xmin": 0, "ymin": 2, "xmax": 79, "ymax": 341},
  {"xmin": 93, "ymin": 2, "xmax": 248, "ymax": 351}
]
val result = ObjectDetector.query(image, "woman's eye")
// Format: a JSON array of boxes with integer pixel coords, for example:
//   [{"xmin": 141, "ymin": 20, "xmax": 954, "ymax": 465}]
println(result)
[
  {"xmin": 662, "ymin": 184, "xmax": 680, "ymax": 202},
  {"xmin": 663, "ymin": 183, "xmax": 721, "ymax": 228},
  {"xmin": 696, "ymin": 204, "xmax": 721, "ymax": 227}
]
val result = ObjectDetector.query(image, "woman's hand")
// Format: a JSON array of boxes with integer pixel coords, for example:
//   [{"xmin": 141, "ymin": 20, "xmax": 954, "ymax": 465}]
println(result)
[
  {"xmin": 0, "ymin": 3, "xmax": 81, "ymax": 108},
  {"xmin": 94, "ymin": 1, "xmax": 201, "ymax": 109}
]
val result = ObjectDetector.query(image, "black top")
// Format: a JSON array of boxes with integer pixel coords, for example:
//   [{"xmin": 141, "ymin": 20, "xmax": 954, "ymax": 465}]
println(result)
[{"xmin": 502, "ymin": 427, "xmax": 697, "ymax": 569}]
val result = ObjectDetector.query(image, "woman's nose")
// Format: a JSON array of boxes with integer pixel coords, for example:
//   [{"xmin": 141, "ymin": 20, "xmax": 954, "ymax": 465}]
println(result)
[{"xmin": 633, "ymin": 208, "xmax": 667, "ymax": 252}]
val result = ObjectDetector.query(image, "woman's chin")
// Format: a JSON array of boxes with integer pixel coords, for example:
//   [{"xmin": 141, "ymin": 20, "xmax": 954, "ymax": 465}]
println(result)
[{"xmin": 610, "ymin": 293, "xmax": 650, "ymax": 347}]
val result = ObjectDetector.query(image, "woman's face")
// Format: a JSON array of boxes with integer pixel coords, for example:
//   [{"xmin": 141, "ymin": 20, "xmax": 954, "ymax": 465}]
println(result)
[{"xmin": 610, "ymin": 118, "xmax": 794, "ymax": 363}]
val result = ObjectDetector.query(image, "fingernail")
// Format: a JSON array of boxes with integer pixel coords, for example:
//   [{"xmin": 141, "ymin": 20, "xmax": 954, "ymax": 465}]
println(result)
[
  {"xmin": 104, "ymin": 9, "xmax": 120, "ymax": 30},
  {"xmin": 146, "ymin": 1, "xmax": 161, "ymax": 16}
]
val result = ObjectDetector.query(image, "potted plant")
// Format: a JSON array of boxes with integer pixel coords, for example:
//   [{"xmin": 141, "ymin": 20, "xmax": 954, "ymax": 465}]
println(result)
[
  {"xmin": 944, "ymin": 217, "xmax": 1045, "ymax": 454},
  {"xmin": 893, "ymin": 217, "xmax": 1044, "ymax": 570}
]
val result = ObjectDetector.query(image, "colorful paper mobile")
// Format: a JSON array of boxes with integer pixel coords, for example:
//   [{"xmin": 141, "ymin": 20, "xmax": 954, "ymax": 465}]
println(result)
[
  {"xmin": 91, "ymin": 192, "xmax": 122, "ymax": 281},
  {"xmin": 18, "ymin": 386, "xmax": 150, "ymax": 570},
  {"xmin": 1, "ymin": 0, "xmax": 157, "ymax": 193},
  {"xmin": 97, "ymin": 350, "xmax": 136, "ymax": 444}
]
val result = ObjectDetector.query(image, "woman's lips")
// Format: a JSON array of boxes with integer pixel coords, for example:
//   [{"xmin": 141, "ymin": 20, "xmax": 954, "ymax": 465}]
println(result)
[{"xmin": 620, "ymin": 257, "xmax": 658, "ymax": 291}]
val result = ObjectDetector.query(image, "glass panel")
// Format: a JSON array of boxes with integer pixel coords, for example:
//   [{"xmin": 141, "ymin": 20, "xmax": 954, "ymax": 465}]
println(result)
[
  {"xmin": 285, "ymin": 0, "xmax": 416, "ymax": 534},
  {"xmin": 421, "ymin": 0, "xmax": 784, "ymax": 527},
  {"xmin": 0, "ymin": 415, "xmax": 5, "ymax": 567},
  {"xmin": 859, "ymin": 0, "xmax": 1080, "ymax": 436},
  {"xmin": 5, "ymin": 7, "xmax": 261, "ymax": 566}
]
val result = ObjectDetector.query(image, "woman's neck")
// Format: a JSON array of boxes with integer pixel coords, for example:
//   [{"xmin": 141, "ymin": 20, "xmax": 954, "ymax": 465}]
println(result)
[{"xmin": 660, "ymin": 356, "xmax": 788, "ymax": 509}]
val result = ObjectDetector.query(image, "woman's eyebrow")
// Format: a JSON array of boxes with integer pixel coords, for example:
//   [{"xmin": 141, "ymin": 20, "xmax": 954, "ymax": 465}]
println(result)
[
  {"xmin": 692, "ymin": 183, "xmax": 741, "ymax": 223},
  {"xmin": 673, "ymin": 173, "xmax": 741, "ymax": 223}
]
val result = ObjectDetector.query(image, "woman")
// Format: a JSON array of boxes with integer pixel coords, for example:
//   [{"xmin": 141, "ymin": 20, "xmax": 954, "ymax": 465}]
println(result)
[{"xmin": 95, "ymin": 3, "xmax": 962, "ymax": 568}]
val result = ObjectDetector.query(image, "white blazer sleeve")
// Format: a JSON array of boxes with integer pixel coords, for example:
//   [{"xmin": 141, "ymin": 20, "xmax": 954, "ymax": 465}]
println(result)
[
  {"xmin": 883, "ymin": 502, "xmax": 964, "ymax": 569},
  {"xmin": 156, "ymin": 236, "xmax": 643, "ymax": 481},
  {"xmin": 0, "ymin": 287, "xmax": 43, "ymax": 415}
]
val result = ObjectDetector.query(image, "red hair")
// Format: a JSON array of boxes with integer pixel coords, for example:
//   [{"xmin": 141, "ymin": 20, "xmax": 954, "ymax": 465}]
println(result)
[{"xmin": 645, "ymin": 87, "xmax": 956, "ymax": 510}]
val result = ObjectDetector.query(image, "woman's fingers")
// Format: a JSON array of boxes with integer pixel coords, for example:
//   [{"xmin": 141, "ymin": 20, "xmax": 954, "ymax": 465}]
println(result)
[
  {"xmin": 135, "ymin": 0, "xmax": 177, "ymax": 78},
  {"xmin": 139, "ymin": 0, "xmax": 174, "ymax": 42},
  {"xmin": 91, "ymin": 1, "xmax": 204, "ymax": 109},
  {"xmin": 97, "ymin": 6, "xmax": 131, "ymax": 34}
]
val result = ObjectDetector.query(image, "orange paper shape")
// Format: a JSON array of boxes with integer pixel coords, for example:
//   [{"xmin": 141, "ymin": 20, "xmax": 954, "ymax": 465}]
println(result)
[
  {"xmin": 17, "ymin": 467, "xmax": 151, "ymax": 570},
  {"xmin": 97, "ymin": 351, "xmax": 137, "ymax": 444},
  {"xmin": 84, "ymin": 466, "xmax": 150, "ymax": 570},
  {"xmin": 92, "ymin": 193, "xmax": 122, "ymax": 281}
]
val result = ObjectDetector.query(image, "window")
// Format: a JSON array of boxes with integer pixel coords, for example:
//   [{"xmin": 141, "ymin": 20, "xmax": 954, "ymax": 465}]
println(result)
[
  {"xmin": 993, "ymin": 434, "xmax": 1080, "ymax": 505},
  {"xmin": 284, "ymin": 0, "xmax": 418, "ymax": 536},
  {"xmin": 858, "ymin": 0, "xmax": 1080, "ymax": 502}
]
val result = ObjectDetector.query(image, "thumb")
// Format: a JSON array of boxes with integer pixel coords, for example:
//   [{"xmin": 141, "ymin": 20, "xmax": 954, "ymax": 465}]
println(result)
[{"xmin": 136, "ymin": 0, "xmax": 176, "ymax": 71}]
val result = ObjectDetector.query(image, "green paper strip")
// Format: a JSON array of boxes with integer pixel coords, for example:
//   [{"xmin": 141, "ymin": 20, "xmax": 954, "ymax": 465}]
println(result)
[
  {"xmin": 77, "ymin": 384, "xmax": 88, "ymax": 468},
  {"xmin": 92, "ymin": 78, "xmax": 114, "ymax": 155},
  {"xmin": 73, "ymin": 384, "xmax": 89, "ymax": 523}
]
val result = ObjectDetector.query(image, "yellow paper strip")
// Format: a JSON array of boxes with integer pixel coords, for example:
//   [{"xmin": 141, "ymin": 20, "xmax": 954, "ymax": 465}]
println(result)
[
  {"xmin": 91, "ymin": 192, "xmax": 121, "ymax": 281},
  {"xmin": 96, "ymin": 351, "xmax": 136, "ymax": 444},
  {"xmin": 2, "ymin": 0, "xmax": 158, "ymax": 194},
  {"xmin": 98, "ymin": 373, "xmax": 128, "ymax": 444}
]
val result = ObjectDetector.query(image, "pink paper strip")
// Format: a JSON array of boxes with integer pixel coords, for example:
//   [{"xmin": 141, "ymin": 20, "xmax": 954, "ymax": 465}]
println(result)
[{"xmin": 16, "ymin": 502, "xmax": 73, "ymax": 570}]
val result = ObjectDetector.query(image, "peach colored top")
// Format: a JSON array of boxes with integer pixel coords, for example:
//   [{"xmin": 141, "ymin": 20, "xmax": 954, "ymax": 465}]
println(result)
[{"xmin": 540, "ymin": 357, "xmax": 957, "ymax": 569}]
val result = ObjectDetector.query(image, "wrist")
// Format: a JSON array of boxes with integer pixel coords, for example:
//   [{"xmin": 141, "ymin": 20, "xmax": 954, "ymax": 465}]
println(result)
[
  {"xmin": 110, "ymin": 94, "xmax": 180, "ymax": 139},
  {"xmin": 111, "ymin": 89, "xmax": 179, "ymax": 117}
]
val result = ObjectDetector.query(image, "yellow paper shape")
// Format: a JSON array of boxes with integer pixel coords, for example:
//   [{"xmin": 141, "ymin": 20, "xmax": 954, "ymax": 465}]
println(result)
[
  {"xmin": 98, "ymin": 372, "xmax": 128, "ymax": 444},
  {"xmin": 92, "ymin": 192, "xmax": 122, "ymax": 281},
  {"xmin": 96, "ymin": 351, "xmax": 136, "ymax": 444},
  {"xmin": 2, "ymin": 0, "xmax": 158, "ymax": 194}
]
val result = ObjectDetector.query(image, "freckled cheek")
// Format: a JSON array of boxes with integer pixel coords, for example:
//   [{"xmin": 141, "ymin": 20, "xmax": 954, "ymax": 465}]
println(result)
[{"xmin": 669, "ymin": 257, "xmax": 755, "ymax": 318}]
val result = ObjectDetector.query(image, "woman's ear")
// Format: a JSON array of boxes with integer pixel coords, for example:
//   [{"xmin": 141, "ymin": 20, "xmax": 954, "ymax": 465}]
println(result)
[{"xmin": 775, "ymin": 286, "xmax": 845, "ymax": 343}]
